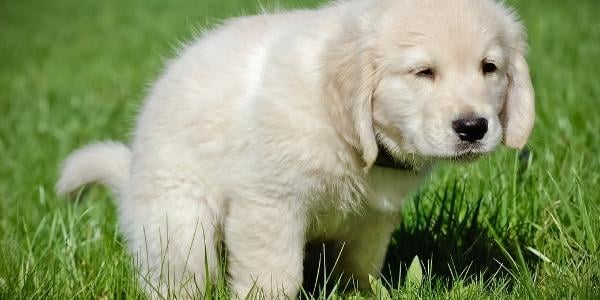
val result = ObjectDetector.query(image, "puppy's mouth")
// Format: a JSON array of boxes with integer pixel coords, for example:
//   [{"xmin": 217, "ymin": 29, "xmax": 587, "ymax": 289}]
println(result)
[
  {"xmin": 451, "ymin": 151, "xmax": 483, "ymax": 162},
  {"xmin": 450, "ymin": 142, "xmax": 487, "ymax": 162}
]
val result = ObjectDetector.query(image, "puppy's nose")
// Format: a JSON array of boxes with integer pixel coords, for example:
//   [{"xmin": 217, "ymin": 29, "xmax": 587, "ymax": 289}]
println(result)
[{"xmin": 452, "ymin": 117, "xmax": 488, "ymax": 142}]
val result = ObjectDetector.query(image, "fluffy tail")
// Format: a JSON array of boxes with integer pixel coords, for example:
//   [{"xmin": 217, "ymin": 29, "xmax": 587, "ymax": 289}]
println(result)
[{"xmin": 56, "ymin": 141, "xmax": 131, "ymax": 197}]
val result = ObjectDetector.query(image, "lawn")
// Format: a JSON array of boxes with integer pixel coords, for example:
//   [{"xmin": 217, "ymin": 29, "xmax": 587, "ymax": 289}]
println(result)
[{"xmin": 0, "ymin": 0, "xmax": 599, "ymax": 299}]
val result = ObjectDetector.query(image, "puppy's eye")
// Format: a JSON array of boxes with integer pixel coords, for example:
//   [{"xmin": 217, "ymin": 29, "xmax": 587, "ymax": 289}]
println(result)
[
  {"xmin": 482, "ymin": 62, "xmax": 497, "ymax": 74},
  {"xmin": 416, "ymin": 68, "xmax": 434, "ymax": 79}
]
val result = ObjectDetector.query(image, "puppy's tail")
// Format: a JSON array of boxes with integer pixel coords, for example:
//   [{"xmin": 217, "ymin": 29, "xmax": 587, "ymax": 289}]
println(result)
[{"xmin": 56, "ymin": 141, "xmax": 131, "ymax": 197}]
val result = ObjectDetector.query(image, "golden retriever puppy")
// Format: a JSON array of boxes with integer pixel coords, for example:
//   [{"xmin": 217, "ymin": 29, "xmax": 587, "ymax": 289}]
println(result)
[{"xmin": 57, "ymin": 0, "xmax": 534, "ymax": 298}]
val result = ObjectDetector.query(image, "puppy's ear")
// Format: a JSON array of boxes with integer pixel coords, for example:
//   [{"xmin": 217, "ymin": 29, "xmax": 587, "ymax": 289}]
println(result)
[
  {"xmin": 322, "ymin": 23, "xmax": 379, "ymax": 169},
  {"xmin": 502, "ymin": 26, "xmax": 535, "ymax": 149}
]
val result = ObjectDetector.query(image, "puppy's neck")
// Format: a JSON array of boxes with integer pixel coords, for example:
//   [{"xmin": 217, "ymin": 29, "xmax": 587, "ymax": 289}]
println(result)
[{"xmin": 374, "ymin": 144, "xmax": 415, "ymax": 171}]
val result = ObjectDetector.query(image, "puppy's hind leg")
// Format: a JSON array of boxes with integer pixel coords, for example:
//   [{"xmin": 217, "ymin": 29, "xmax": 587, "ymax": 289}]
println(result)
[{"xmin": 121, "ymin": 176, "xmax": 223, "ymax": 299}]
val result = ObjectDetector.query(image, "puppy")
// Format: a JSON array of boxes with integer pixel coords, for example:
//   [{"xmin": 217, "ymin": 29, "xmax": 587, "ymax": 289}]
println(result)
[{"xmin": 57, "ymin": 0, "xmax": 534, "ymax": 298}]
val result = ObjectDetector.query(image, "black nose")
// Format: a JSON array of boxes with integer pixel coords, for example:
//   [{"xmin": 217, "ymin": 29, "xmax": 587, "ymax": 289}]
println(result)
[{"xmin": 452, "ymin": 117, "xmax": 488, "ymax": 142}]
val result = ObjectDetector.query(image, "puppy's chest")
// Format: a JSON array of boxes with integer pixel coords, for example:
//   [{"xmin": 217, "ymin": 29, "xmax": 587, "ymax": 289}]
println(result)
[
  {"xmin": 366, "ymin": 166, "xmax": 425, "ymax": 212},
  {"xmin": 307, "ymin": 167, "xmax": 425, "ymax": 240}
]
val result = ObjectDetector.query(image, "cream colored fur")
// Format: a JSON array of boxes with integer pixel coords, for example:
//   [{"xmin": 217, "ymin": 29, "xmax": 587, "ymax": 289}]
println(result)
[{"xmin": 56, "ymin": 0, "xmax": 534, "ymax": 298}]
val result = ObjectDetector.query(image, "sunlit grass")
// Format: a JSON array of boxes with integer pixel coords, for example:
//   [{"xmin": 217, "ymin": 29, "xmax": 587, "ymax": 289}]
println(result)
[{"xmin": 0, "ymin": 0, "xmax": 598, "ymax": 298}]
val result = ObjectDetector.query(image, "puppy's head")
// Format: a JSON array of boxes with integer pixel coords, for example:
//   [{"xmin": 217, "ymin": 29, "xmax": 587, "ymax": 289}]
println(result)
[{"xmin": 324, "ymin": 0, "xmax": 534, "ymax": 167}]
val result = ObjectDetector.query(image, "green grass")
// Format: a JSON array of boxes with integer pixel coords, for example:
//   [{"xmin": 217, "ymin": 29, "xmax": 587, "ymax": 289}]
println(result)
[{"xmin": 1, "ymin": 0, "xmax": 599, "ymax": 298}]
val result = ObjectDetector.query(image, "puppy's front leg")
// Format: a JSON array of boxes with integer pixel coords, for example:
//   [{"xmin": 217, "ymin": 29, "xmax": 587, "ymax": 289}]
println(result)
[
  {"xmin": 225, "ymin": 195, "xmax": 305, "ymax": 299},
  {"xmin": 336, "ymin": 211, "xmax": 399, "ymax": 289}
]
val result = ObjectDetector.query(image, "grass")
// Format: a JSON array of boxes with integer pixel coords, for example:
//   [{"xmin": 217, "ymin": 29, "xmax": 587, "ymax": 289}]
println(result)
[{"xmin": 1, "ymin": 0, "xmax": 599, "ymax": 298}]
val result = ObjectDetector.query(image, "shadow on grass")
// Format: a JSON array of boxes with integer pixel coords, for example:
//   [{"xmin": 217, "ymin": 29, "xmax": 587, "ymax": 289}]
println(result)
[
  {"xmin": 303, "ymin": 180, "xmax": 539, "ymax": 296},
  {"xmin": 382, "ymin": 181, "xmax": 537, "ymax": 289}
]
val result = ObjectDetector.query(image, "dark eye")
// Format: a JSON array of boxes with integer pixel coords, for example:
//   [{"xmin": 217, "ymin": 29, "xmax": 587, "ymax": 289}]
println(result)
[
  {"xmin": 482, "ymin": 62, "xmax": 497, "ymax": 74},
  {"xmin": 416, "ymin": 68, "xmax": 434, "ymax": 78}
]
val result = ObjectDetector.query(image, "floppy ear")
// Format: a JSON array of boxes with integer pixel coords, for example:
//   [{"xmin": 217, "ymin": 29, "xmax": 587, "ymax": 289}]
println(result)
[
  {"xmin": 322, "ymin": 27, "xmax": 379, "ymax": 169},
  {"xmin": 502, "ymin": 33, "xmax": 535, "ymax": 149}
]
